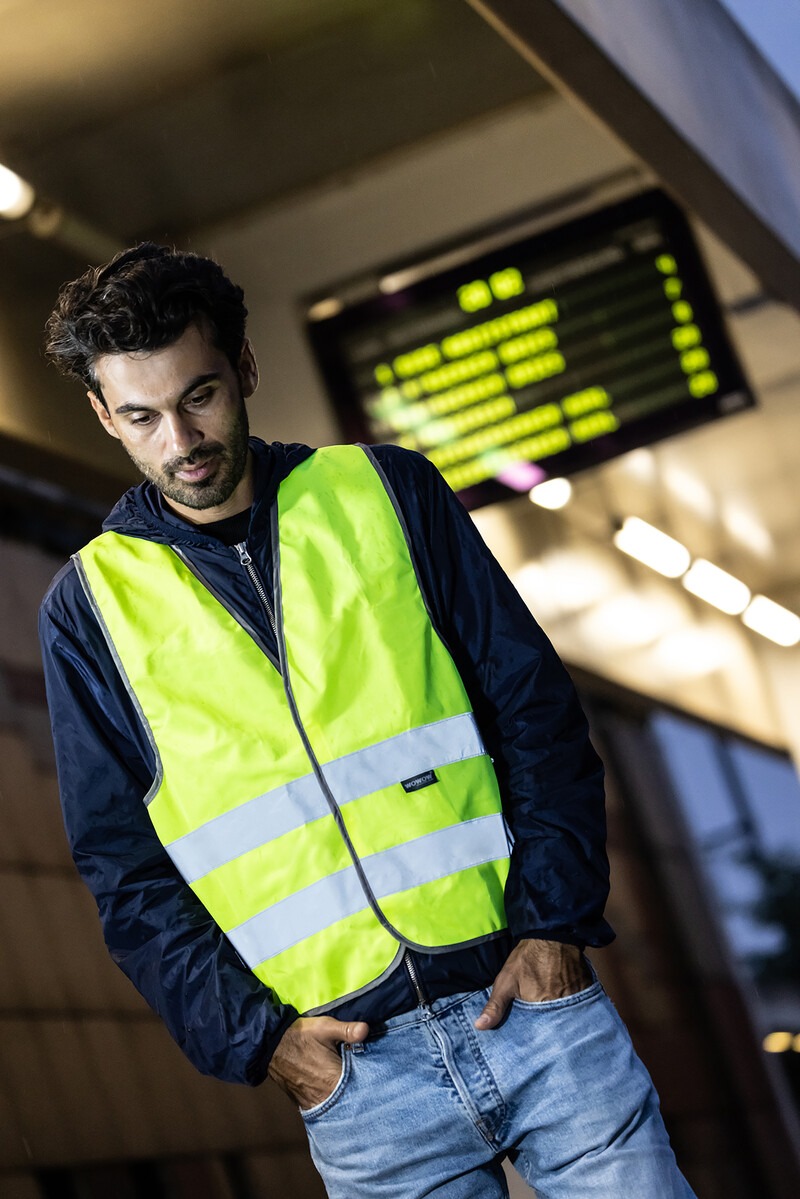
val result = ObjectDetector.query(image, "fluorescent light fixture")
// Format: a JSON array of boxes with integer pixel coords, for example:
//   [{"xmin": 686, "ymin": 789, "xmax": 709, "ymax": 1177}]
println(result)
[
  {"xmin": 379, "ymin": 267, "xmax": 422, "ymax": 294},
  {"xmin": 613, "ymin": 516, "xmax": 690, "ymax": 578},
  {"xmin": 742, "ymin": 595, "xmax": 800, "ymax": 647},
  {"xmin": 307, "ymin": 297, "xmax": 343, "ymax": 321},
  {"xmin": 0, "ymin": 163, "xmax": 35, "ymax": 219},
  {"xmin": 529, "ymin": 477, "xmax": 572, "ymax": 509},
  {"xmin": 682, "ymin": 559, "xmax": 751, "ymax": 615}
]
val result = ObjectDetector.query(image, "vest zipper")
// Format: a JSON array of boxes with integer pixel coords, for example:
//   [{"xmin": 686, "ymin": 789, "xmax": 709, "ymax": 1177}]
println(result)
[
  {"xmin": 268, "ymin": 502, "xmax": 417, "ymax": 954},
  {"xmin": 235, "ymin": 541, "xmax": 278, "ymax": 643},
  {"xmin": 403, "ymin": 949, "xmax": 429, "ymax": 1009}
]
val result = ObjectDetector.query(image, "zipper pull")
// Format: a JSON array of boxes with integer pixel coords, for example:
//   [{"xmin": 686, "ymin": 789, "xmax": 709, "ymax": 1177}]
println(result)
[{"xmin": 235, "ymin": 540, "xmax": 253, "ymax": 567}]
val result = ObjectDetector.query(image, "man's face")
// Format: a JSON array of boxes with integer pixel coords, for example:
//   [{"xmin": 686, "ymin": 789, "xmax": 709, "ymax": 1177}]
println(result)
[{"xmin": 90, "ymin": 321, "xmax": 258, "ymax": 524}]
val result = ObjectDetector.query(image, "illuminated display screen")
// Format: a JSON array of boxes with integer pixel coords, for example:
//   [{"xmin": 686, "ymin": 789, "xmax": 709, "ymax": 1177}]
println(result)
[{"xmin": 306, "ymin": 190, "xmax": 753, "ymax": 507}]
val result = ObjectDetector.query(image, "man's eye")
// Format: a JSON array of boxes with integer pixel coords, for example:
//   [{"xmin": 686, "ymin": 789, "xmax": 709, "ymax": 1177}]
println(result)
[
  {"xmin": 130, "ymin": 412, "xmax": 156, "ymax": 426},
  {"xmin": 186, "ymin": 392, "xmax": 212, "ymax": 407}
]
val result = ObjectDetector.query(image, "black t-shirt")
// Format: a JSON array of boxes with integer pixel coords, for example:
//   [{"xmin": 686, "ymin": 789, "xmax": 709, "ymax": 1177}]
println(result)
[{"xmin": 200, "ymin": 508, "xmax": 252, "ymax": 546}]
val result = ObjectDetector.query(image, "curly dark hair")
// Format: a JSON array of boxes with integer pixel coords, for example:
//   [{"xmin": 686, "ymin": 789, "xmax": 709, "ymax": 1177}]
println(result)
[{"xmin": 44, "ymin": 242, "xmax": 248, "ymax": 407}]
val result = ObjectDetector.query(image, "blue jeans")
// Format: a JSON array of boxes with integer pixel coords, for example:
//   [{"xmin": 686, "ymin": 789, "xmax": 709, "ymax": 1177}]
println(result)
[{"xmin": 300, "ymin": 979, "xmax": 697, "ymax": 1198}]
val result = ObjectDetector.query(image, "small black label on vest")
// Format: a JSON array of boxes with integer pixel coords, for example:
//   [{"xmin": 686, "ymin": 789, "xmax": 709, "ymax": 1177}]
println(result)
[{"xmin": 401, "ymin": 769, "xmax": 438, "ymax": 793}]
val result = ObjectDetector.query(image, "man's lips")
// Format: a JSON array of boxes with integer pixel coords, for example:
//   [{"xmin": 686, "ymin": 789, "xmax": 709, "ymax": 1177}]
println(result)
[{"xmin": 173, "ymin": 455, "xmax": 217, "ymax": 482}]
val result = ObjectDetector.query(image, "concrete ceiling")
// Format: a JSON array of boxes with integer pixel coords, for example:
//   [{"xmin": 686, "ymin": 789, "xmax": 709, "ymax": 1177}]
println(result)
[{"xmin": 0, "ymin": 0, "xmax": 547, "ymax": 240}]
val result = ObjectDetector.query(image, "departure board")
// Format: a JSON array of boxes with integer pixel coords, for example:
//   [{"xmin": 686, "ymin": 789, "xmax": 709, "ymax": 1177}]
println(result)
[{"xmin": 306, "ymin": 190, "xmax": 753, "ymax": 507}]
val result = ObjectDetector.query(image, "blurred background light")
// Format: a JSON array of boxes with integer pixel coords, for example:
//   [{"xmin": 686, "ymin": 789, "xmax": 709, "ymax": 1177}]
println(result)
[
  {"xmin": 763, "ymin": 1031, "xmax": 794, "ymax": 1053},
  {"xmin": 721, "ymin": 498, "xmax": 774, "ymax": 559},
  {"xmin": 661, "ymin": 461, "xmax": 716, "ymax": 521},
  {"xmin": 512, "ymin": 560, "xmax": 562, "ymax": 623},
  {"xmin": 649, "ymin": 625, "xmax": 731, "ymax": 680},
  {"xmin": 529, "ymin": 476, "xmax": 572, "ymax": 509},
  {"xmin": 613, "ymin": 516, "xmax": 691, "ymax": 578},
  {"xmin": 307, "ymin": 297, "xmax": 343, "ymax": 321},
  {"xmin": 619, "ymin": 447, "xmax": 657, "ymax": 482},
  {"xmin": 742, "ymin": 595, "xmax": 800, "ymax": 646},
  {"xmin": 0, "ymin": 162, "xmax": 35, "ymax": 219},
  {"xmin": 541, "ymin": 545, "xmax": 624, "ymax": 615},
  {"xmin": 682, "ymin": 559, "xmax": 751, "ymax": 614},
  {"xmin": 577, "ymin": 592, "xmax": 675, "ymax": 651}
]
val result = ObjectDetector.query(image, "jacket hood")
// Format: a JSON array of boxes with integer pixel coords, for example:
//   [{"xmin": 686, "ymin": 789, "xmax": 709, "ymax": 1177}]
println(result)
[{"xmin": 101, "ymin": 438, "xmax": 315, "ymax": 548}]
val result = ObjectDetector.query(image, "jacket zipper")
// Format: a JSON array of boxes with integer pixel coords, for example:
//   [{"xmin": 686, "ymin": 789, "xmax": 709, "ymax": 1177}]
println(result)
[
  {"xmin": 235, "ymin": 541, "xmax": 278, "ymax": 643},
  {"xmin": 403, "ymin": 949, "xmax": 429, "ymax": 1009}
]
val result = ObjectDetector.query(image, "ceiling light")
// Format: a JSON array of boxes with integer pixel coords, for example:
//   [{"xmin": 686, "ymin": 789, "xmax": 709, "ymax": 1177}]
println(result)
[
  {"xmin": 742, "ymin": 595, "xmax": 800, "ymax": 647},
  {"xmin": 540, "ymin": 546, "xmax": 623, "ymax": 615},
  {"xmin": 613, "ymin": 516, "xmax": 690, "ymax": 578},
  {"xmin": 307, "ymin": 297, "xmax": 343, "ymax": 321},
  {"xmin": 578, "ymin": 593, "xmax": 671, "ymax": 651},
  {"xmin": 649, "ymin": 626, "xmax": 731, "ymax": 680},
  {"xmin": 682, "ymin": 559, "xmax": 751, "ymax": 615},
  {"xmin": 529, "ymin": 477, "xmax": 572, "ymax": 509},
  {"xmin": 379, "ymin": 268, "xmax": 421, "ymax": 294},
  {"xmin": 662, "ymin": 462, "xmax": 715, "ymax": 520},
  {"xmin": 721, "ymin": 500, "xmax": 773, "ymax": 559},
  {"xmin": 619, "ymin": 447, "xmax": 656, "ymax": 482},
  {"xmin": 0, "ymin": 163, "xmax": 35, "ymax": 220}
]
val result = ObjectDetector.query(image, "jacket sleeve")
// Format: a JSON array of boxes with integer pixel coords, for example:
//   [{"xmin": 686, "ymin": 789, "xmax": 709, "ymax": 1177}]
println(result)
[
  {"xmin": 39, "ymin": 564, "xmax": 297, "ymax": 1084},
  {"xmin": 373, "ymin": 446, "xmax": 614, "ymax": 950}
]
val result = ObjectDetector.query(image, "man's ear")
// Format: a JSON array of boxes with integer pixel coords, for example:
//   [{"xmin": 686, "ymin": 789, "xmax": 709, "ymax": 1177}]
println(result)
[
  {"xmin": 88, "ymin": 391, "xmax": 121, "ymax": 440},
  {"xmin": 239, "ymin": 339, "xmax": 259, "ymax": 399}
]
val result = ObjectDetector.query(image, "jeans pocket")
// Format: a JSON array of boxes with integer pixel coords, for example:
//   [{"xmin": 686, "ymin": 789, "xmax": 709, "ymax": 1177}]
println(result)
[
  {"xmin": 511, "ymin": 978, "xmax": 603, "ymax": 1012},
  {"xmin": 299, "ymin": 1044, "xmax": 353, "ymax": 1122}
]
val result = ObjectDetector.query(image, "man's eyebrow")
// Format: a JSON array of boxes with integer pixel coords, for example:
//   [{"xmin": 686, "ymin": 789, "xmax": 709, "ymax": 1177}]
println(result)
[{"xmin": 113, "ymin": 372, "xmax": 220, "ymax": 415}]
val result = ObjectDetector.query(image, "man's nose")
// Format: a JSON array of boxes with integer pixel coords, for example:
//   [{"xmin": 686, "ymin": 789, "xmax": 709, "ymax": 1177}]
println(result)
[{"xmin": 163, "ymin": 413, "xmax": 202, "ymax": 459}]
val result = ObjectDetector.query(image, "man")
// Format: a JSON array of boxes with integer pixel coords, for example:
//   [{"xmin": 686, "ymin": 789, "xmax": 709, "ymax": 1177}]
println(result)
[{"xmin": 40, "ymin": 244, "xmax": 696, "ymax": 1198}]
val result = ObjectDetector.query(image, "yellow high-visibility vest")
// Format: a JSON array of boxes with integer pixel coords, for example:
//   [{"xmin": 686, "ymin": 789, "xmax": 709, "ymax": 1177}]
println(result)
[{"xmin": 76, "ymin": 445, "xmax": 509, "ymax": 1013}]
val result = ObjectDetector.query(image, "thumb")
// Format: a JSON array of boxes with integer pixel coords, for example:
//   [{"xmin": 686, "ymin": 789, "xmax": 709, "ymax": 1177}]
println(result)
[
  {"xmin": 340, "ymin": 1019, "xmax": 369, "ymax": 1044},
  {"xmin": 316, "ymin": 1017, "xmax": 369, "ymax": 1047},
  {"xmin": 475, "ymin": 981, "xmax": 513, "ymax": 1030}
]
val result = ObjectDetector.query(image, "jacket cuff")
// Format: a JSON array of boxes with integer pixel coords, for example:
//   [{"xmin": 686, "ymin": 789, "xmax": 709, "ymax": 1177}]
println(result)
[
  {"xmin": 511, "ymin": 918, "xmax": 615, "ymax": 950},
  {"xmin": 512, "ymin": 929, "xmax": 587, "ymax": 950},
  {"xmin": 246, "ymin": 1006, "xmax": 299, "ymax": 1085}
]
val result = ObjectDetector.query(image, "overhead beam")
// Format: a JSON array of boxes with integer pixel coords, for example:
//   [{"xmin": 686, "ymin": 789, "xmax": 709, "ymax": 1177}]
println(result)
[{"xmin": 466, "ymin": 0, "xmax": 800, "ymax": 311}]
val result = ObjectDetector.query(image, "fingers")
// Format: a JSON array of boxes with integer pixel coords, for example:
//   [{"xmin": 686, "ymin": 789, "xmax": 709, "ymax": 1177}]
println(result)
[
  {"xmin": 268, "ymin": 1017, "xmax": 353, "ymax": 1110},
  {"xmin": 475, "ymin": 981, "xmax": 514, "ymax": 1029}
]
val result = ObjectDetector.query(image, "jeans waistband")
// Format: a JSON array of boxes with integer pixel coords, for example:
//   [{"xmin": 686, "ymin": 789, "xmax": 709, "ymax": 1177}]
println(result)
[{"xmin": 368, "ymin": 988, "xmax": 488, "ymax": 1037}]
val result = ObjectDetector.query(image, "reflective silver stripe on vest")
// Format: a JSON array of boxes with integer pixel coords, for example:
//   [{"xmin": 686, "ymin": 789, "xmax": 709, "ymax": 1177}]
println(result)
[
  {"xmin": 166, "ymin": 711, "xmax": 485, "ymax": 883},
  {"xmin": 167, "ymin": 771, "xmax": 328, "ymax": 882},
  {"xmin": 227, "ymin": 811, "xmax": 510, "ymax": 966}
]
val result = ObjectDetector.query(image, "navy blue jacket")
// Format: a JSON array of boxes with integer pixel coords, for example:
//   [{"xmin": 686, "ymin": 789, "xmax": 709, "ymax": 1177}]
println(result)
[{"xmin": 39, "ymin": 439, "xmax": 612, "ymax": 1085}]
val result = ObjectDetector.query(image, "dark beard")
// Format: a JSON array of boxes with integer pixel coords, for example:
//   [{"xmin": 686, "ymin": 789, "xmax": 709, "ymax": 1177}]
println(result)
[{"xmin": 131, "ymin": 402, "xmax": 250, "ymax": 510}]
